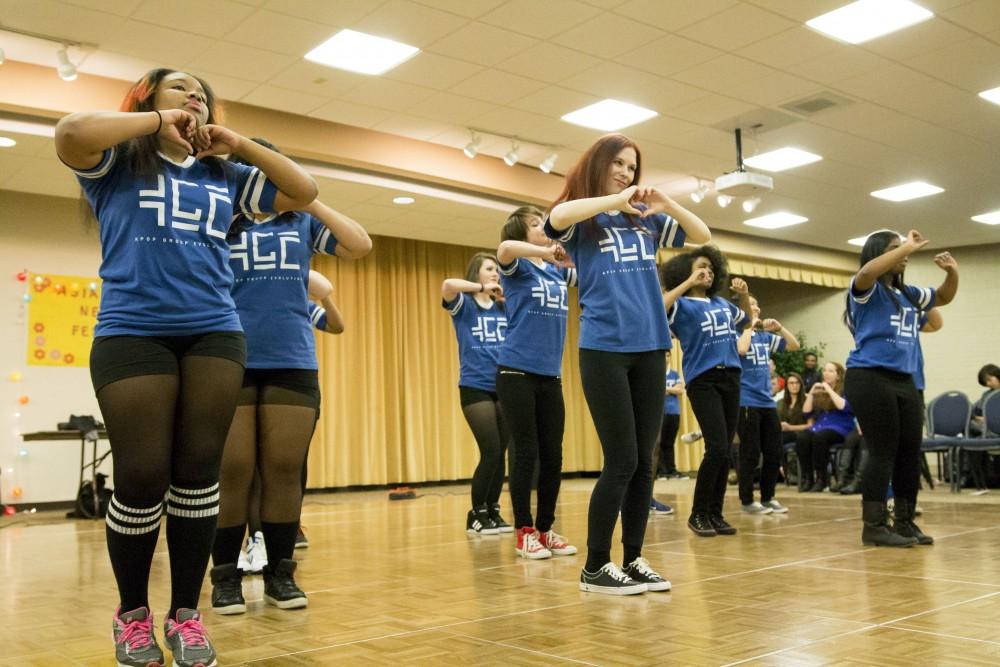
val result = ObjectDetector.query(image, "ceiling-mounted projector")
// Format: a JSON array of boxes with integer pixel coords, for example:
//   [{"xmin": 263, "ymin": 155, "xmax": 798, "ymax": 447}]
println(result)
[{"xmin": 715, "ymin": 128, "xmax": 773, "ymax": 196}]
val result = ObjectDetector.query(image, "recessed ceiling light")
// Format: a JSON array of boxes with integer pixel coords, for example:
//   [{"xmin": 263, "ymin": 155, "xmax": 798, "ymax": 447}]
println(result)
[
  {"xmin": 806, "ymin": 0, "xmax": 933, "ymax": 44},
  {"xmin": 305, "ymin": 29, "xmax": 419, "ymax": 75},
  {"xmin": 870, "ymin": 181, "xmax": 944, "ymax": 202},
  {"xmin": 978, "ymin": 86, "xmax": 1000, "ymax": 106},
  {"xmin": 392, "ymin": 196, "xmax": 415, "ymax": 205},
  {"xmin": 561, "ymin": 99, "xmax": 657, "ymax": 131},
  {"xmin": 0, "ymin": 136, "xmax": 16, "ymax": 148},
  {"xmin": 744, "ymin": 212, "xmax": 809, "ymax": 229},
  {"xmin": 744, "ymin": 148, "xmax": 822, "ymax": 172},
  {"xmin": 971, "ymin": 210, "xmax": 1000, "ymax": 225}
]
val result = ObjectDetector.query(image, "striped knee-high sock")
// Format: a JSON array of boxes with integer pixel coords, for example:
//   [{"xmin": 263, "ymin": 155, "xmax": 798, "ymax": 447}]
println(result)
[
  {"xmin": 105, "ymin": 495, "xmax": 163, "ymax": 612},
  {"xmin": 165, "ymin": 483, "xmax": 220, "ymax": 617}
]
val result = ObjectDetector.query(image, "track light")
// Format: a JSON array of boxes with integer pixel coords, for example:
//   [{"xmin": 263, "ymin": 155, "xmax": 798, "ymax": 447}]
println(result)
[
  {"xmin": 0, "ymin": 47, "xmax": 5, "ymax": 66},
  {"xmin": 539, "ymin": 152, "xmax": 558, "ymax": 174},
  {"xmin": 717, "ymin": 194, "xmax": 732, "ymax": 208},
  {"xmin": 742, "ymin": 197, "xmax": 760, "ymax": 213},
  {"xmin": 56, "ymin": 47, "xmax": 77, "ymax": 81},
  {"xmin": 503, "ymin": 141, "xmax": 519, "ymax": 167},
  {"xmin": 690, "ymin": 182, "xmax": 709, "ymax": 204},
  {"xmin": 463, "ymin": 132, "xmax": 480, "ymax": 159}
]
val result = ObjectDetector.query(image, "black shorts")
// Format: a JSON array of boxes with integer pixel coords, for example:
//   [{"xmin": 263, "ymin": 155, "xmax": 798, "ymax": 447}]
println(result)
[
  {"xmin": 460, "ymin": 386, "xmax": 498, "ymax": 407},
  {"xmin": 90, "ymin": 332, "xmax": 246, "ymax": 392},
  {"xmin": 240, "ymin": 368, "xmax": 321, "ymax": 410}
]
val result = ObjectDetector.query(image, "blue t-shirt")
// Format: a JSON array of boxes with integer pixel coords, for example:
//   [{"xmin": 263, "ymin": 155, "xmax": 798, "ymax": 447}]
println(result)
[
  {"xmin": 73, "ymin": 147, "xmax": 277, "ymax": 337},
  {"xmin": 229, "ymin": 212, "xmax": 338, "ymax": 370},
  {"xmin": 739, "ymin": 330, "xmax": 787, "ymax": 408},
  {"xmin": 913, "ymin": 312, "xmax": 930, "ymax": 391},
  {"xmin": 544, "ymin": 211, "xmax": 685, "ymax": 352},
  {"xmin": 846, "ymin": 279, "xmax": 935, "ymax": 376},
  {"xmin": 668, "ymin": 297, "xmax": 748, "ymax": 383},
  {"xmin": 497, "ymin": 258, "xmax": 577, "ymax": 377},
  {"xmin": 663, "ymin": 369, "xmax": 681, "ymax": 415},
  {"xmin": 808, "ymin": 404, "xmax": 855, "ymax": 438},
  {"xmin": 444, "ymin": 293, "xmax": 507, "ymax": 392},
  {"xmin": 308, "ymin": 303, "xmax": 328, "ymax": 332}
]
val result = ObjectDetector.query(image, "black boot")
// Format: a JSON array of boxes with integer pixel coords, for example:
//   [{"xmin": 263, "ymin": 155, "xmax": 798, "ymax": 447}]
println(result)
[
  {"xmin": 263, "ymin": 558, "xmax": 308, "ymax": 609},
  {"xmin": 798, "ymin": 463, "xmax": 813, "ymax": 492},
  {"xmin": 831, "ymin": 449, "xmax": 853, "ymax": 493},
  {"xmin": 841, "ymin": 450, "xmax": 867, "ymax": 495},
  {"xmin": 893, "ymin": 499, "xmax": 933, "ymax": 545},
  {"xmin": 210, "ymin": 563, "xmax": 246, "ymax": 615},
  {"xmin": 808, "ymin": 470, "xmax": 826, "ymax": 492},
  {"xmin": 862, "ymin": 501, "xmax": 916, "ymax": 547}
]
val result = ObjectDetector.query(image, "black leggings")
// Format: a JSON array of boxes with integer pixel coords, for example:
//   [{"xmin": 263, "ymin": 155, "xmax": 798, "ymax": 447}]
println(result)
[
  {"xmin": 687, "ymin": 368, "xmax": 742, "ymax": 516},
  {"xmin": 796, "ymin": 428, "xmax": 844, "ymax": 477},
  {"xmin": 657, "ymin": 414, "xmax": 681, "ymax": 474},
  {"xmin": 579, "ymin": 349, "xmax": 665, "ymax": 567},
  {"xmin": 737, "ymin": 406, "xmax": 782, "ymax": 504},
  {"xmin": 460, "ymin": 387, "xmax": 509, "ymax": 509},
  {"xmin": 844, "ymin": 367, "xmax": 924, "ymax": 505},
  {"xmin": 496, "ymin": 367, "xmax": 565, "ymax": 532}
]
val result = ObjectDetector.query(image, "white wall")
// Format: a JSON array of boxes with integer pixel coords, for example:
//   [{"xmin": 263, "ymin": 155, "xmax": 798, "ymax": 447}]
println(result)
[{"xmin": 1, "ymin": 191, "xmax": 105, "ymax": 505}]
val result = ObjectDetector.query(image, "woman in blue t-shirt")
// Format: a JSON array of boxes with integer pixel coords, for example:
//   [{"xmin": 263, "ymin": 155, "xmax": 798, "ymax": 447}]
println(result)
[
  {"xmin": 55, "ymin": 68, "xmax": 318, "ymax": 667},
  {"xmin": 843, "ymin": 229, "xmax": 958, "ymax": 547},
  {"xmin": 661, "ymin": 246, "xmax": 751, "ymax": 537},
  {"xmin": 797, "ymin": 361, "xmax": 854, "ymax": 492},
  {"xmin": 210, "ymin": 139, "xmax": 370, "ymax": 616},
  {"xmin": 442, "ymin": 254, "xmax": 511, "ymax": 536},
  {"xmin": 736, "ymin": 296, "xmax": 800, "ymax": 514},
  {"xmin": 496, "ymin": 206, "xmax": 579, "ymax": 560},
  {"xmin": 546, "ymin": 133, "xmax": 711, "ymax": 595}
]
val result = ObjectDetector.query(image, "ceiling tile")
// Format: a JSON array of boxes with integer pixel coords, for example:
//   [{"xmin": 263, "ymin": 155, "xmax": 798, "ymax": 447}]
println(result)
[
  {"xmin": 677, "ymin": 2, "xmax": 796, "ymax": 51},
  {"xmin": 862, "ymin": 16, "xmax": 974, "ymax": 62},
  {"xmin": 410, "ymin": 0, "xmax": 506, "ymax": 18},
  {"xmin": 551, "ymin": 14, "xmax": 665, "ymax": 59},
  {"xmin": 495, "ymin": 43, "xmax": 602, "ymax": 84},
  {"xmin": 100, "ymin": 20, "xmax": 213, "ymax": 65},
  {"xmin": 132, "ymin": 0, "xmax": 255, "ymax": 38},
  {"xmin": 613, "ymin": 0, "xmax": 737, "ymax": 32},
  {"xmin": 353, "ymin": 0, "xmax": 471, "ymax": 47},
  {"xmin": 370, "ymin": 114, "xmax": 455, "ymax": 141},
  {"xmin": 736, "ymin": 27, "xmax": 840, "ymax": 72},
  {"xmin": 448, "ymin": 69, "xmax": 546, "ymax": 105},
  {"xmin": 309, "ymin": 100, "xmax": 395, "ymax": 128},
  {"xmin": 408, "ymin": 92, "xmax": 498, "ymax": 124},
  {"xmin": 666, "ymin": 94, "xmax": 761, "ymax": 126},
  {"xmin": 617, "ymin": 34, "xmax": 724, "ymax": 78},
  {"xmin": 185, "ymin": 41, "xmax": 298, "ymax": 82},
  {"xmin": 506, "ymin": 86, "xmax": 600, "ymax": 118},
  {"xmin": 0, "ymin": 0, "xmax": 130, "ymax": 46},
  {"xmin": 727, "ymin": 71, "xmax": 823, "ymax": 107},
  {"xmin": 942, "ymin": 0, "xmax": 1000, "ymax": 33},
  {"xmin": 342, "ymin": 79, "xmax": 439, "ymax": 112},
  {"xmin": 742, "ymin": 0, "xmax": 849, "ymax": 23},
  {"xmin": 261, "ymin": 0, "xmax": 380, "ymax": 25},
  {"xmin": 834, "ymin": 63, "xmax": 935, "ymax": 104},
  {"xmin": 466, "ymin": 107, "xmax": 553, "ymax": 139},
  {"xmin": 267, "ymin": 61, "xmax": 367, "ymax": 99},
  {"xmin": 200, "ymin": 72, "xmax": 260, "ymax": 101},
  {"xmin": 672, "ymin": 55, "xmax": 777, "ymax": 92},
  {"xmin": 561, "ymin": 61, "xmax": 670, "ymax": 102},
  {"xmin": 62, "ymin": 0, "xmax": 143, "ymax": 16},
  {"xmin": 478, "ymin": 0, "xmax": 603, "ymax": 39},
  {"xmin": 224, "ymin": 10, "xmax": 341, "ymax": 56},
  {"xmin": 905, "ymin": 37, "xmax": 1000, "ymax": 93},
  {"xmin": 384, "ymin": 52, "xmax": 483, "ymax": 90},
  {"xmin": 785, "ymin": 48, "xmax": 887, "ymax": 86},
  {"xmin": 240, "ymin": 84, "xmax": 330, "ymax": 115},
  {"xmin": 428, "ymin": 22, "xmax": 539, "ymax": 66}
]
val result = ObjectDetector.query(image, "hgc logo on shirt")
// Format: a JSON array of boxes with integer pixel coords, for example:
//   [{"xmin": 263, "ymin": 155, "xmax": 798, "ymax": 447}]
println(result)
[
  {"xmin": 889, "ymin": 309, "xmax": 919, "ymax": 339},
  {"xmin": 138, "ymin": 175, "xmax": 232, "ymax": 239},
  {"xmin": 471, "ymin": 317, "xmax": 506, "ymax": 343},
  {"xmin": 531, "ymin": 277, "xmax": 568, "ymax": 311},
  {"xmin": 230, "ymin": 231, "xmax": 302, "ymax": 272},
  {"xmin": 747, "ymin": 342, "xmax": 770, "ymax": 366},
  {"xmin": 699, "ymin": 308, "xmax": 736, "ymax": 338},
  {"xmin": 598, "ymin": 227, "xmax": 656, "ymax": 263}
]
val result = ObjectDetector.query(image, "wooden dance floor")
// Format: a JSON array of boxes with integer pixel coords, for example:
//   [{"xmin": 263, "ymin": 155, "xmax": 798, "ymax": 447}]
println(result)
[{"xmin": 2, "ymin": 478, "xmax": 998, "ymax": 666}]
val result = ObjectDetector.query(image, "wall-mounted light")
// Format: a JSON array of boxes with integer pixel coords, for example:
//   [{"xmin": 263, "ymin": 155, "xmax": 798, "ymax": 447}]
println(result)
[
  {"xmin": 463, "ymin": 132, "xmax": 480, "ymax": 159},
  {"xmin": 742, "ymin": 197, "xmax": 760, "ymax": 213},
  {"xmin": 56, "ymin": 47, "xmax": 77, "ymax": 81},
  {"xmin": 539, "ymin": 152, "xmax": 558, "ymax": 174},
  {"xmin": 503, "ymin": 141, "xmax": 520, "ymax": 167},
  {"xmin": 717, "ymin": 194, "xmax": 732, "ymax": 208},
  {"xmin": 690, "ymin": 182, "xmax": 709, "ymax": 203}
]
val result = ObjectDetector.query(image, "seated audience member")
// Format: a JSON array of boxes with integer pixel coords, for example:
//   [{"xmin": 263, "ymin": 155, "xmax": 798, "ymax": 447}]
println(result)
[{"xmin": 796, "ymin": 362, "xmax": 854, "ymax": 492}]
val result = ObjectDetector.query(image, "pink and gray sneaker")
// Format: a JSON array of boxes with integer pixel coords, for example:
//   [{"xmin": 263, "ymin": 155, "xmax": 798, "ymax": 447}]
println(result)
[
  {"xmin": 163, "ymin": 608, "xmax": 217, "ymax": 667},
  {"xmin": 113, "ymin": 606, "xmax": 164, "ymax": 667}
]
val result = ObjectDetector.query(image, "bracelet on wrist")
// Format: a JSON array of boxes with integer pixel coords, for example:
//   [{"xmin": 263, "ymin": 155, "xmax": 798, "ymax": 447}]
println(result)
[{"xmin": 151, "ymin": 110, "xmax": 162, "ymax": 135}]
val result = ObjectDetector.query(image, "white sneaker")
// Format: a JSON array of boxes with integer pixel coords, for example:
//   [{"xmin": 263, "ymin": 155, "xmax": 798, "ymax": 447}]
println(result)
[
  {"xmin": 243, "ymin": 531, "xmax": 267, "ymax": 574},
  {"xmin": 579, "ymin": 563, "xmax": 647, "ymax": 595},
  {"xmin": 741, "ymin": 501, "xmax": 773, "ymax": 515},
  {"xmin": 763, "ymin": 499, "xmax": 788, "ymax": 514},
  {"xmin": 622, "ymin": 557, "xmax": 671, "ymax": 592},
  {"xmin": 236, "ymin": 547, "xmax": 252, "ymax": 574},
  {"xmin": 971, "ymin": 489, "xmax": 989, "ymax": 496},
  {"xmin": 680, "ymin": 430, "xmax": 703, "ymax": 444}
]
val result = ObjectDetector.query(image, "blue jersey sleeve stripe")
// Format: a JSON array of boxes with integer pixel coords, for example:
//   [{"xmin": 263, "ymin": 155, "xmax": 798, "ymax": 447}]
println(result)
[
  {"xmin": 499, "ymin": 258, "xmax": 518, "ymax": 276},
  {"xmin": 69, "ymin": 147, "xmax": 117, "ymax": 179},
  {"xmin": 850, "ymin": 277, "xmax": 876, "ymax": 304},
  {"xmin": 444, "ymin": 293, "xmax": 463, "ymax": 315},
  {"xmin": 547, "ymin": 218, "xmax": 575, "ymax": 242},
  {"xmin": 565, "ymin": 267, "xmax": 578, "ymax": 286},
  {"xmin": 659, "ymin": 216, "xmax": 677, "ymax": 248}
]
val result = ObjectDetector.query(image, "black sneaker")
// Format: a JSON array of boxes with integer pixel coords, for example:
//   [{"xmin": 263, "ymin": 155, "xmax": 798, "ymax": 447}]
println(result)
[
  {"xmin": 579, "ymin": 563, "xmax": 647, "ymax": 595},
  {"xmin": 210, "ymin": 563, "xmax": 246, "ymax": 615},
  {"xmin": 710, "ymin": 514, "xmax": 737, "ymax": 535},
  {"xmin": 489, "ymin": 503, "xmax": 514, "ymax": 533},
  {"xmin": 687, "ymin": 513, "xmax": 717, "ymax": 537},
  {"xmin": 295, "ymin": 525, "xmax": 309, "ymax": 549},
  {"xmin": 466, "ymin": 508, "xmax": 500, "ymax": 535},
  {"xmin": 622, "ymin": 557, "xmax": 671, "ymax": 592},
  {"xmin": 263, "ymin": 558, "xmax": 308, "ymax": 609}
]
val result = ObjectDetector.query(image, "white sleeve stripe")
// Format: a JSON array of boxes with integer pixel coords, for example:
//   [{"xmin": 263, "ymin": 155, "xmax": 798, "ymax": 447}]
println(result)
[
  {"xmin": 667, "ymin": 301, "xmax": 678, "ymax": 325},
  {"xmin": 660, "ymin": 218, "xmax": 678, "ymax": 248},
  {"xmin": 566, "ymin": 268, "xmax": 578, "ymax": 286},
  {"xmin": 447, "ymin": 293, "xmax": 464, "ymax": 315},
  {"xmin": 849, "ymin": 277, "xmax": 875, "ymax": 304},
  {"xmin": 769, "ymin": 337, "xmax": 781, "ymax": 353},
  {"xmin": 310, "ymin": 307, "xmax": 325, "ymax": 326},
  {"xmin": 248, "ymin": 169, "xmax": 267, "ymax": 214},
  {"xmin": 499, "ymin": 258, "xmax": 518, "ymax": 276},
  {"xmin": 238, "ymin": 168, "xmax": 262, "ymax": 215},
  {"xmin": 917, "ymin": 287, "xmax": 932, "ymax": 309},
  {"xmin": 556, "ymin": 223, "xmax": 575, "ymax": 243},
  {"xmin": 313, "ymin": 228, "xmax": 332, "ymax": 253},
  {"xmin": 71, "ymin": 146, "xmax": 117, "ymax": 179}
]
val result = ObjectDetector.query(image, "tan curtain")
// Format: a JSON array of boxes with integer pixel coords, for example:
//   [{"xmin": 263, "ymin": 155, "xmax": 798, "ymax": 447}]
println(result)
[{"xmin": 658, "ymin": 248, "xmax": 853, "ymax": 288}]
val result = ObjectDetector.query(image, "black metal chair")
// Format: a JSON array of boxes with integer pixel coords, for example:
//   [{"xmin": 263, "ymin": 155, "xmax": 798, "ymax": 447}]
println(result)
[{"xmin": 920, "ymin": 391, "xmax": 971, "ymax": 493}]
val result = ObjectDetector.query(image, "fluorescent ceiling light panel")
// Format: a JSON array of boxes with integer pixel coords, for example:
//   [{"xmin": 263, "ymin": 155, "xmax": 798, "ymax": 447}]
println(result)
[
  {"xmin": 806, "ymin": 0, "xmax": 933, "ymax": 44},
  {"xmin": 392, "ymin": 196, "xmax": 415, "ymax": 205},
  {"xmin": 978, "ymin": 86, "xmax": 1000, "ymax": 106},
  {"xmin": 744, "ymin": 147, "xmax": 822, "ymax": 172},
  {"xmin": 743, "ymin": 212, "xmax": 808, "ymax": 229},
  {"xmin": 305, "ymin": 29, "xmax": 419, "ymax": 75},
  {"xmin": 971, "ymin": 210, "xmax": 1000, "ymax": 225},
  {"xmin": 0, "ymin": 137, "xmax": 16, "ymax": 148},
  {"xmin": 847, "ymin": 235, "xmax": 869, "ymax": 246},
  {"xmin": 561, "ymin": 99, "xmax": 657, "ymax": 131},
  {"xmin": 870, "ymin": 181, "xmax": 943, "ymax": 202}
]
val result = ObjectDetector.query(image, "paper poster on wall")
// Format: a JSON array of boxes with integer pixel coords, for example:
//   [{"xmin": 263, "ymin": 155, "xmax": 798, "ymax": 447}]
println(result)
[{"xmin": 26, "ymin": 273, "xmax": 101, "ymax": 367}]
